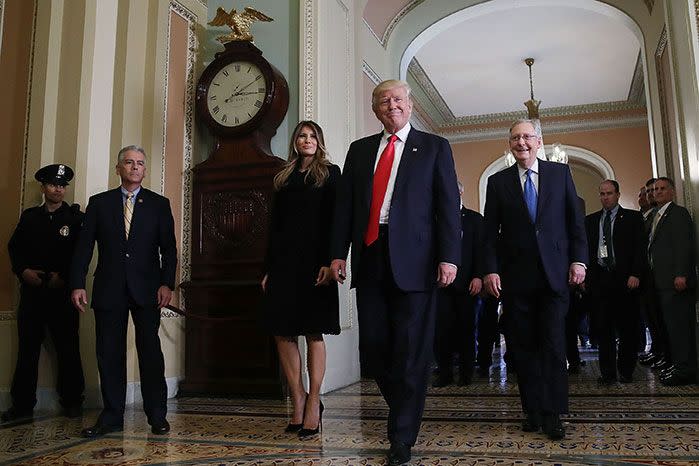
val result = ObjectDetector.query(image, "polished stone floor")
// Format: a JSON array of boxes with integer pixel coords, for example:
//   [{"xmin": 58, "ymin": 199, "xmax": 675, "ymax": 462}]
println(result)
[{"xmin": 1, "ymin": 349, "xmax": 698, "ymax": 465}]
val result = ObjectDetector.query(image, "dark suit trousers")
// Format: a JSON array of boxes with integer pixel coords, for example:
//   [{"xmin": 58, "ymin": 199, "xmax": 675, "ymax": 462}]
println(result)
[
  {"xmin": 476, "ymin": 296, "xmax": 499, "ymax": 368},
  {"xmin": 565, "ymin": 287, "xmax": 585, "ymax": 366},
  {"xmin": 642, "ymin": 276, "xmax": 667, "ymax": 356},
  {"xmin": 435, "ymin": 289, "xmax": 477, "ymax": 379},
  {"xmin": 94, "ymin": 294, "xmax": 167, "ymax": 426},
  {"xmin": 11, "ymin": 287, "xmax": 85, "ymax": 410},
  {"xmin": 589, "ymin": 268, "xmax": 640, "ymax": 379},
  {"xmin": 355, "ymin": 228, "xmax": 436, "ymax": 446},
  {"xmin": 503, "ymin": 284, "xmax": 569, "ymax": 415},
  {"xmin": 657, "ymin": 287, "xmax": 697, "ymax": 377}
]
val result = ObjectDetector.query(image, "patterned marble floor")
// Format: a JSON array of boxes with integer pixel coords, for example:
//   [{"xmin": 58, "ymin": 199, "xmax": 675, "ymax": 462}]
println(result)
[{"xmin": 1, "ymin": 349, "xmax": 698, "ymax": 465}]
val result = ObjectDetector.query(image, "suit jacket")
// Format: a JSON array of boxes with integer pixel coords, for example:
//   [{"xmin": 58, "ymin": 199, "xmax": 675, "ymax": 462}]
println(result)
[
  {"xmin": 483, "ymin": 160, "xmax": 587, "ymax": 294},
  {"xmin": 70, "ymin": 187, "xmax": 177, "ymax": 310},
  {"xmin": 648, "ymin": 202, "xmax": 696, "ymax": 290},
  {"xmin": 449, "ymin": 207, "xmax": 484, "ymax": 292},
  {"xmin": 584, "ymin": 206, "xmax": 647, "ymax": 289},
  {"xmin": 331, "ymin": 128, "xmax": 461, "ymax": 292}
]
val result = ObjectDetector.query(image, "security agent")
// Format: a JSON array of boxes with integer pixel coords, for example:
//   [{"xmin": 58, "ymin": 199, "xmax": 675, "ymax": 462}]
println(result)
[{"xmin": 3, "ymin": 164, "xmax": 85, "ymax": 422}]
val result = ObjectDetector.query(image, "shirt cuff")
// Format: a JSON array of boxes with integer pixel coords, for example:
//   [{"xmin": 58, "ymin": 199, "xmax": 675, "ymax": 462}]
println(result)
[
  {"xmin": 440, "ymin": 262, "xmax": 457, "ymax": 270},
  {"xmin": 572, "ymin": 262, "xmax": 587, "ymax": 269}
]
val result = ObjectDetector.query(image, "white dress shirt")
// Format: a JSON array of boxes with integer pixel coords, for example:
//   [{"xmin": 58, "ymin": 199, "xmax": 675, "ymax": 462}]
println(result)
[
  {"xmin": 375, "ymin": 122, "xmax": 411, "ymax": 224},
  {"xmin": 517, "ymin": 158, "xmax": 539, "ymax": 193}
]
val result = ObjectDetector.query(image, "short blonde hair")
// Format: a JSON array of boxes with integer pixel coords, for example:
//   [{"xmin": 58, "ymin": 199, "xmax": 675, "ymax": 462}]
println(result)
[{"xmin": 371, "ymin": 80, "xmax": 412, "ymax": 109}]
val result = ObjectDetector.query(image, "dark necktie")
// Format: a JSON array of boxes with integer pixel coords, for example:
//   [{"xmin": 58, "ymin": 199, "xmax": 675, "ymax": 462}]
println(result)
[
  {"xmin": 523, "ymin": 169, "xmax": 537, "ymax": 222},
  {"xmin": 602, "ymin": 210, "xmax": 614, "ymax": 267},
  {"xmin": 364, "ymin": 134, "xmax": 398, "ymax": 245}
]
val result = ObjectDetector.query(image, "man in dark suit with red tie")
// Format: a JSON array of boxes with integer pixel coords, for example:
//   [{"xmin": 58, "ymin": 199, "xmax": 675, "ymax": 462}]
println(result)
[
  {"xmin": 584, "ymin": 180, "xmax": 646, "ymax": 384},
  {"xmin": 483, "ymin": 119, "xmax": 587, "ymax": 441},
  {"xmin": 331, "ymin": 80, "xmax": 461, "ymax": 465},
  {"xmin": 70, "ymin": 145, "xmax": 177, "ymax": 437}
]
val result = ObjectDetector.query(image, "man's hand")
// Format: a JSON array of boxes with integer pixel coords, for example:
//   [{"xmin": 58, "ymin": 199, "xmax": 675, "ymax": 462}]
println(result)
[
  {"xmin": 436, "ymin": 263, "xmax": 457, "ymax": 288},
  {"xmin": 316, "ymin": 266, "xmax": 332, "ymax": 286},
  {"xmin": 484, "ymin": 273, "xmax": 501, "ymax": 298},
  {"xmin": 261, "ymin": 274, "xmax": 268, "ymax": 292},
  {"xmin": 674, "ymin": 276, "xmax": 687, "ymax": 292},
  {"xmin": 568, "ymin": 264, "xmax": 586, "ymax": 285},
  {"xmin": 72, "ymin": 289, "xmax": 88, "ymax": 313},
  {"xmin": 468, "ymin": 277, "xmax": 482, "ymax": 296},
  {"xmin": 330, "ymin": 259, "xmax": 346, "ymax": 284},
  {"xmin": 157, "ymin": 286, "xmax": 172, "ymax": 309},
  {"xmin": 627, "ymin": 275, "xmax": 640, "ymax": 290},
  {"xmin": 21, "ymin": 268, "xmax": 43, "ymax": 287}
]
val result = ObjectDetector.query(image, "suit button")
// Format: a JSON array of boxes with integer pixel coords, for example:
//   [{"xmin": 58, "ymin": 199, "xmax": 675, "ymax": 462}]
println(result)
[{"xmin": 126, "ymin": 253, "xmax": 130, "ymax": 258}]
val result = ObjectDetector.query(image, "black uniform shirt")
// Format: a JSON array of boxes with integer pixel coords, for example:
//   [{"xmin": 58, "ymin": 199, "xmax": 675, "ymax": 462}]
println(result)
[{"xmin": 8, "ymin": 202, "xmax": 83, "ymax": 283}]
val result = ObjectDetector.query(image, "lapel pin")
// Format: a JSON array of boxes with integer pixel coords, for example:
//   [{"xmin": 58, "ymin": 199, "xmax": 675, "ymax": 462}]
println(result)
[
  {"xmin": 138, "ymin": 199, "xmax": 143, "ymax": 203},
  {"xmin": 412, "ymin": 148, "xmax": 417, "ymax": 152}
]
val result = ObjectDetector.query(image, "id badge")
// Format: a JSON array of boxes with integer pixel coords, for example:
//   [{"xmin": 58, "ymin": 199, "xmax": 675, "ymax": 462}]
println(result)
[{"xmin": 599, "ymin": 244, "xmax": 608, "ymax": 259}]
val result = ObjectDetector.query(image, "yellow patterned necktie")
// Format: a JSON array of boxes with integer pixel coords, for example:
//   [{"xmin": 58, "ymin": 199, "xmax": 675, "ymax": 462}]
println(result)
[{"xmin": 124, "ymin": 192, "xmax": 134, "ymax": 239}]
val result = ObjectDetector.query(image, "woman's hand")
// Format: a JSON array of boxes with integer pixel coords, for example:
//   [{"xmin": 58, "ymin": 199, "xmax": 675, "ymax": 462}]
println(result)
[
  {"xmin": 261, "ymin": 274, "xmax": 268, "ymax": 292},
  {"xmin": 316, "ymin": 267, "xmax": 332, "ymax": 286}
]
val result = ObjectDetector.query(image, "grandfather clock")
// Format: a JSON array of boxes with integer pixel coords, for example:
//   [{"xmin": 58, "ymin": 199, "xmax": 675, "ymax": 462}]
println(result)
[{"xmin": 180, "ymin": 38, "xmax": 289, "ymax": 397}]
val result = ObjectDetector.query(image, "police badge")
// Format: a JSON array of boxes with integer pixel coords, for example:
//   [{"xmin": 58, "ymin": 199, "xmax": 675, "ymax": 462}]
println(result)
[{"xmin": 59, "ymin": 225, "xmax": 70, "ymax": 236}]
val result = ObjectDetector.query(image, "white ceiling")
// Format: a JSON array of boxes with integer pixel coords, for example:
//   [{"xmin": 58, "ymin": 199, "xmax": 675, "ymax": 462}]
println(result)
[{"xmin": 413, "ymin": 5, "xmax": 641, "ymax": 118}]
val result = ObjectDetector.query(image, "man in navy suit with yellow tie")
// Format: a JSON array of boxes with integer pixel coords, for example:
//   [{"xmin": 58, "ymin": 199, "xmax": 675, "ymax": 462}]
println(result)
[
  {"xmin": 483, "ymin": 119, "xmax": 587, "ymax": 440},
  {"xmin": 70, "ymin": 145, "xmax": 177, "ymax": 437},
  {"xmin": 331, "ymin": 80, "xmax": 461, "ymax": 465}
]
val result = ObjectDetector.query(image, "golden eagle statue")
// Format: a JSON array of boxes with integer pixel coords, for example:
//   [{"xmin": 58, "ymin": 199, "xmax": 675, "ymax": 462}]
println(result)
[{"xmin": 208, "ymin": 6, "xmax": 274, "ymax": 43}]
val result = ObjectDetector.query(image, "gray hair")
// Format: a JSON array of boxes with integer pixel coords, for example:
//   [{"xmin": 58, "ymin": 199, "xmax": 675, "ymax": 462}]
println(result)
[
  {"xmin": 509, "ymin": 119, "xmax": 542, "ymax": 138},
  {"xmin": 372, "ymin": 79, "xmax": 412, "ymax": 108},
  {"xmin": 117, "ymin": 145, "xmax": 147, "ymax": 163}
]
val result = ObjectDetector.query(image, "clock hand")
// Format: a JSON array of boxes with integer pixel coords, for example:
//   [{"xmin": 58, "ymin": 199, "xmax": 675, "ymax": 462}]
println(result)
[{"xmin": 231, "ymin": 78, "xmax": 261, "ymax": 97}]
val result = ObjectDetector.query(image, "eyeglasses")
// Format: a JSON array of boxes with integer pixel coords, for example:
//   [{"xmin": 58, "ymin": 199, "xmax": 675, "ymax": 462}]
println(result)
[{"xmin": 509, "ymin": 134, "xmax": 538, "ymax": 142}]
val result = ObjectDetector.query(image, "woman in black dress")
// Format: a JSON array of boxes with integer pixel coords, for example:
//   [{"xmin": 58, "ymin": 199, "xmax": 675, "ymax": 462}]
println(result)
[{"xmin": 262, "ymin": 120, "xmax": 340, "ymax": 438}]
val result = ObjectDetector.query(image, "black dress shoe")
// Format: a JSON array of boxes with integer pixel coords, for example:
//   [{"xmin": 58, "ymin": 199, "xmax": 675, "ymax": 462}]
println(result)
[
  {"xmin": 81, "ymin": 422, "xmax": 123, "ymax": 438},
  {"xmin": 432, "ymin": 376, "xmax": 453, "ymax": 388},
  {"xmin": 597, "ymin": 376, "xmax": 616, "ymax": 386},
  {"xmin": 521, "ymin": 413, "xmax": 541, "ymax": 432},
  {"xmin": 543, "ymin": 414, "xmax": 565, "ymax": 440},
  {"xmin": 151, "ymin": 420, "xmax": 170, "ymax": 435},
  {"xmin": 457, "ymin": 373, "xmax": 473, "ymax": 386},
  {"xmin": 388, "ymin": 442, "xmax": 411, "ymax": 465},
  {"xmin": 1, "ymin": 407, "xmax": 32, "ymax": 423},
  {"xmin": 284, "ymin": 422, "xmax": 303, "ymax": 433}
]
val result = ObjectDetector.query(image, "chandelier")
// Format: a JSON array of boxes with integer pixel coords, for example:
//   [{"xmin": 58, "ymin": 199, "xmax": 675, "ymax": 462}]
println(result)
[{"xmin": 503, "ymin": 58, "xmax": 568, "ymax": 166}]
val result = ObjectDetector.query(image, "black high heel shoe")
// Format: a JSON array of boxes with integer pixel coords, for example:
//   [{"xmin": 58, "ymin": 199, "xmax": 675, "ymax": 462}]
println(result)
[
  {"xmin": 284, "ymin": 394, "xmax": 307, "ymax": 433},
  {"xmin": 298, "ymin": 400, "xmax": 323, "ymax": 439}
]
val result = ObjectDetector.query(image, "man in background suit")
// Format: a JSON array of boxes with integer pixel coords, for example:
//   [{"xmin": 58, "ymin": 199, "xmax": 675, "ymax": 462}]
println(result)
[
  {"xmin": 584, "ymin": 180, "xmax": 646, "ymax": 384},
  {"xmin": 433, "ymin": 181, "xmax": 483, "ymax": 387},
  {"xmin": 71, "ymin": 145, "xmax": 177, "ymax": 437},
  {"xmin": 483, "ymin": 119, "xmax": 587, "ymax": 440},
  {"xmin": 648, "ymin": 177, "xmax": 697, "ymax": 385},
  {"xmin": 331, "ymin": 79, "xmax": 461, "ymax": 465}
]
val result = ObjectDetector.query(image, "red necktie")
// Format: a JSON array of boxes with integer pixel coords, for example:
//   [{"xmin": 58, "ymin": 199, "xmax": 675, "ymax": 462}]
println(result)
[{"xmin": 364, "ymin": 134, "xmax": 398, "ymax": 245}]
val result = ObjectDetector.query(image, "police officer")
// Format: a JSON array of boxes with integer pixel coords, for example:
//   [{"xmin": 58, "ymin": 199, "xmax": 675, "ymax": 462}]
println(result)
[{"xmin": 2, "ymin": 164, "xmax": 85, "ymax": 422}]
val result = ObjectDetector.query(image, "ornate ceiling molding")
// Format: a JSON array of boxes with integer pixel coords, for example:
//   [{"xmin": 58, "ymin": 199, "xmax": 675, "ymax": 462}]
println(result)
[
  {"xmin": 361, "ymin": 60, "xmax": 381, "ymax": 85},
  {"xmin": 380, "ymin": 0, "xmax": 424, "ymax": 48},
  {"xmin": 408, "ymin": 58, "xmax": 453, "ymax": 123},
  {"xmin": 443, "ymin": 112, "xmax": 648, "ymax": 144},
  {"xmin": 627, "ymin": 51, "xmax": 645, "ymax": 105}
]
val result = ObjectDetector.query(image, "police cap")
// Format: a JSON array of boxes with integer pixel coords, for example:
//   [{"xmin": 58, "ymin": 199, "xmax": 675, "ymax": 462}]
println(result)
[{"xmin": 35, "ymin": 164, "xmax": 74, "ymax": 186}]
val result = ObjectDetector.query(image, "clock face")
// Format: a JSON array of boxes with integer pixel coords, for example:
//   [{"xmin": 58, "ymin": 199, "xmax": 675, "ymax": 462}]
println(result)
[{"xmin": 206, "ymin": 61, "xmax": 268, "ymax": 127}]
